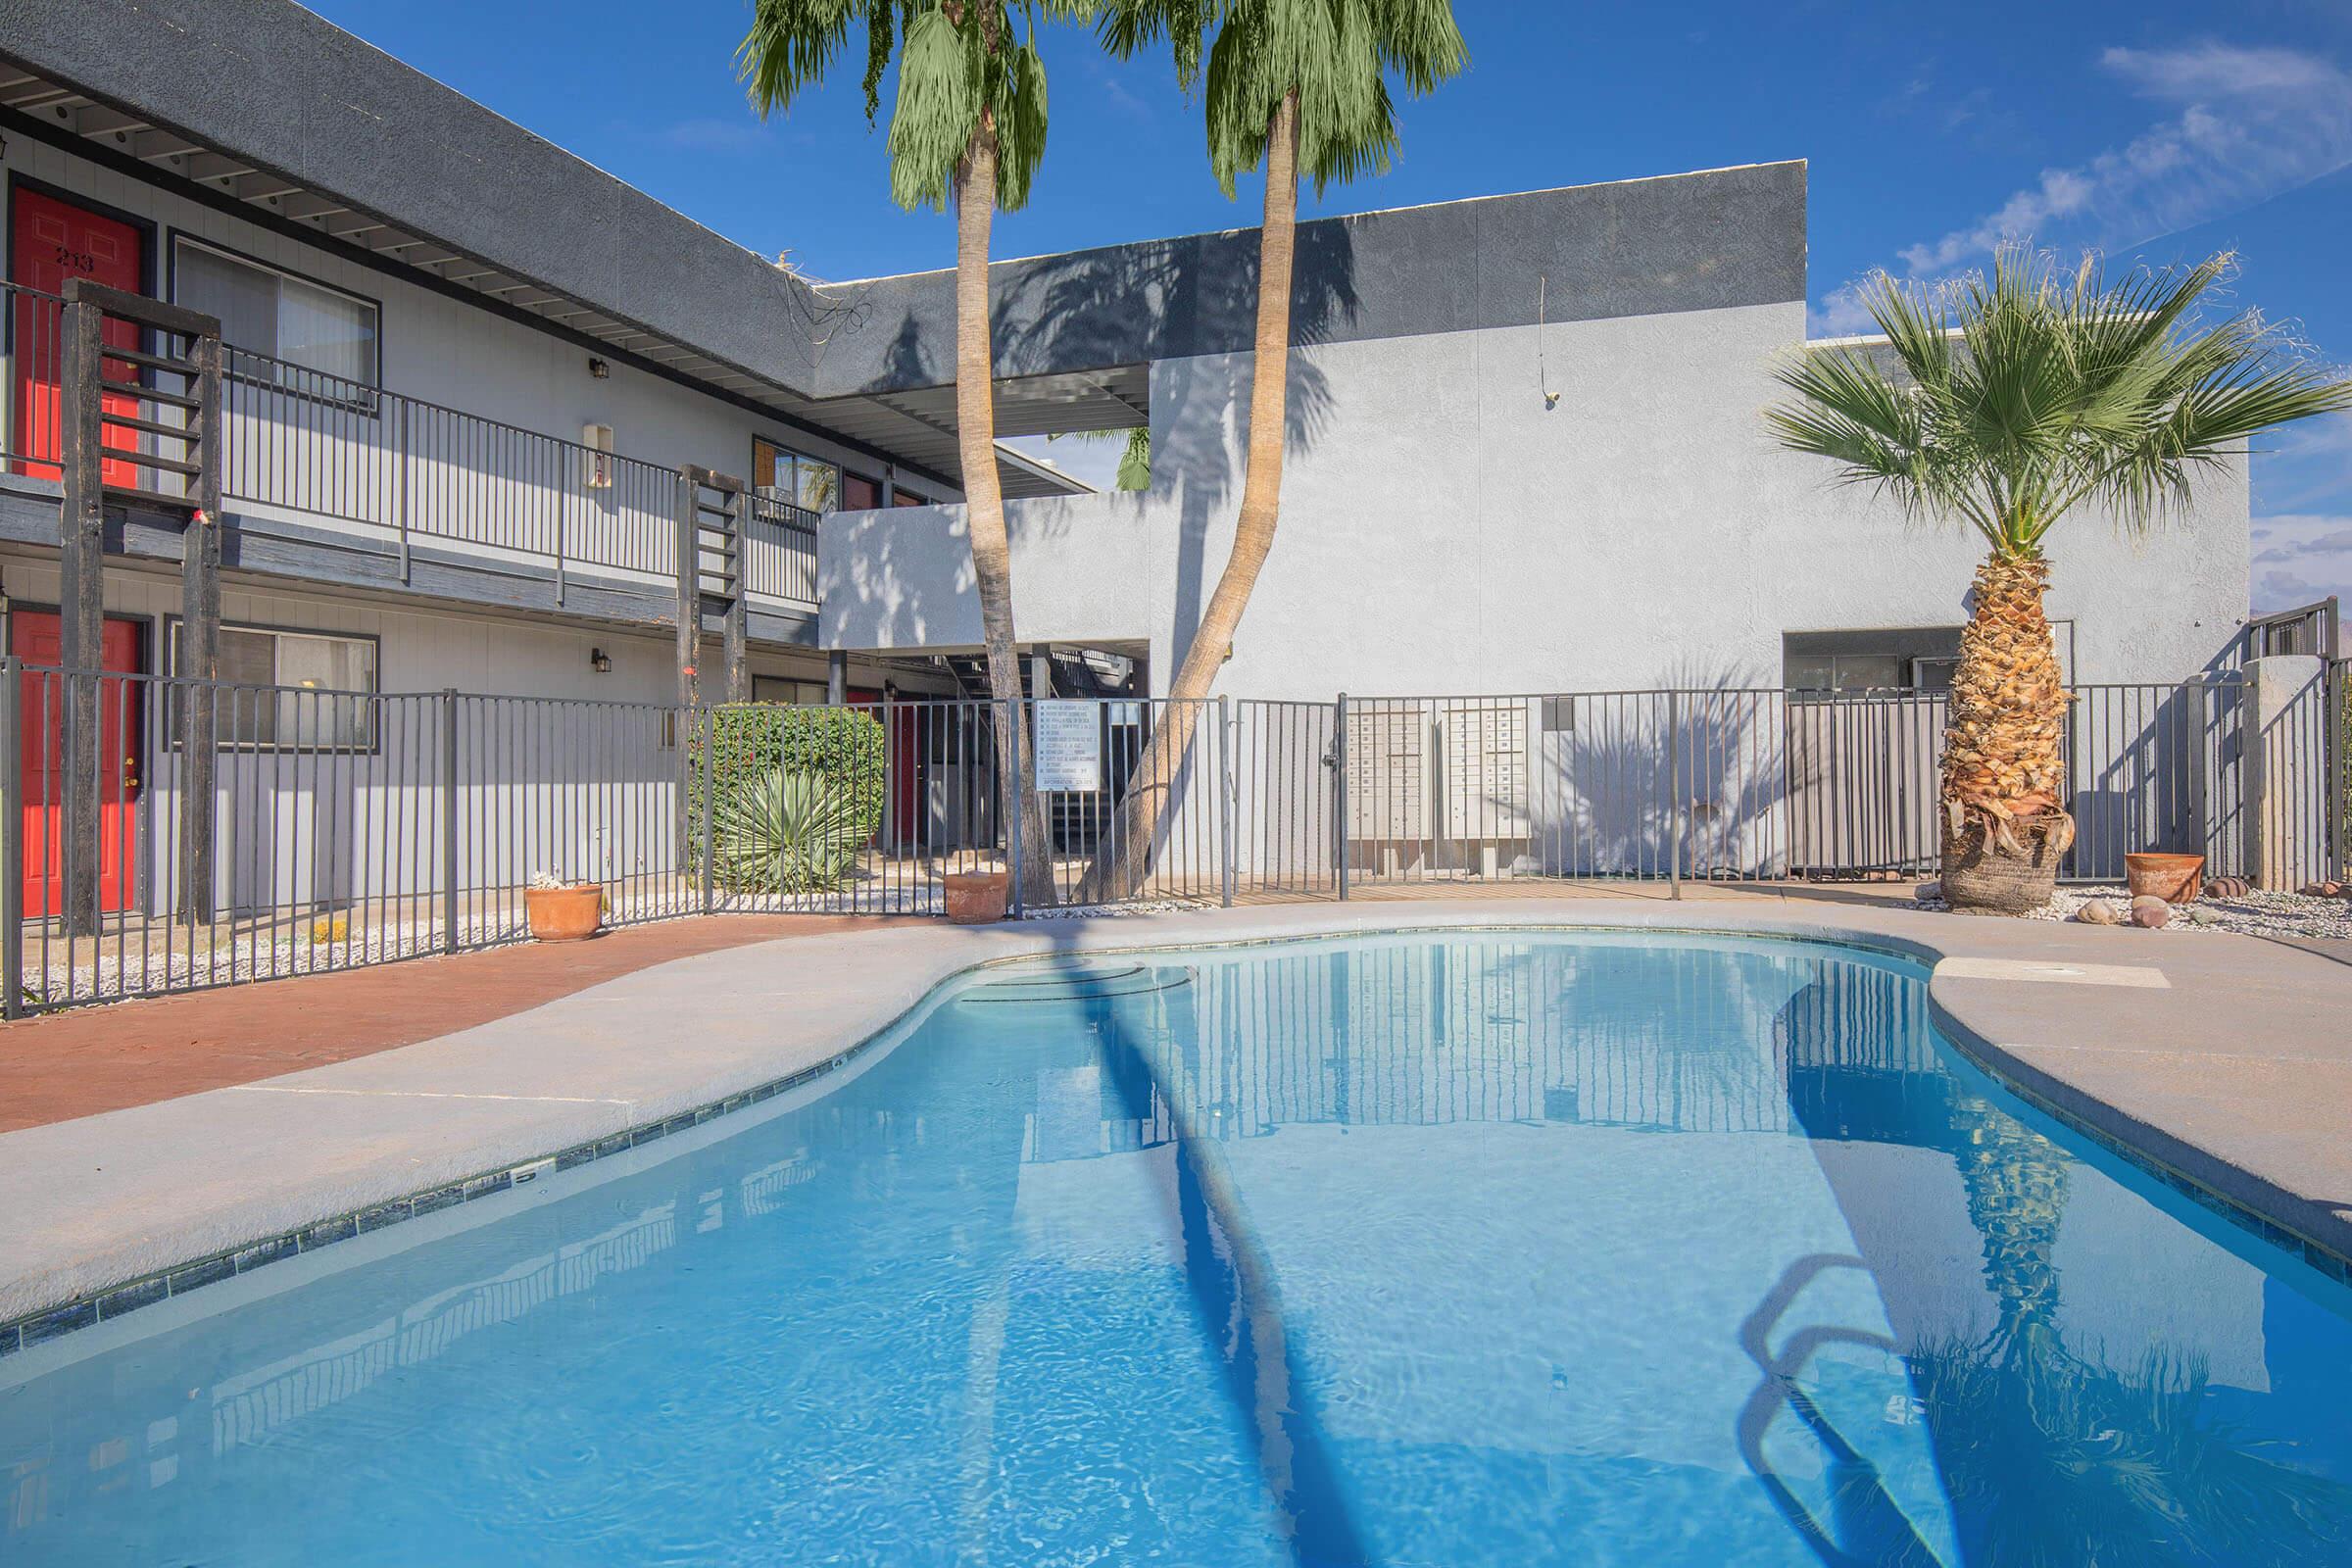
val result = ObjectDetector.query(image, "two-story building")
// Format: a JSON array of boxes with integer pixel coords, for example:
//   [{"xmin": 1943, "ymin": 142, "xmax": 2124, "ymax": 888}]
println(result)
[{"xmin": 0, "ymin": 0, "xmax": 2264, "ymax": 948}]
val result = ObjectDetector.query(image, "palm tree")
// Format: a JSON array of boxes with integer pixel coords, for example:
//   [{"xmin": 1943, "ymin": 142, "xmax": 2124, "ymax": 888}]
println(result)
[
  {"xmin": 1768, "ymin": 249, "xmax": 2352, "ymax": 913},
  {"xmin": 740, "ymin": 1, "xmax": 1075, "ymax": 906},
  {"xmin": 1076, "ymin": 0, "xmax": 1466, "ymax": 903}
]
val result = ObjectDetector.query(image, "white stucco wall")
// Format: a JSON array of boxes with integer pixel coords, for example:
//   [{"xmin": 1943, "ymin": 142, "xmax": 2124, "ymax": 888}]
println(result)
[
  {"xmin": 821, "ymin": 300, "xmax": 2250, "ymax": 697},
  {"xmin": 1, "ymin": 130, "xmax": 949, "ymax": 524}
]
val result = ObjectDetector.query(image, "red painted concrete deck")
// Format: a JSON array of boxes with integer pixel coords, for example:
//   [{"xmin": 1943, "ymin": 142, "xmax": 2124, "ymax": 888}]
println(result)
[{"xmin": 0, "ymin": 915, "xmax": 908, "ymax": 1133}]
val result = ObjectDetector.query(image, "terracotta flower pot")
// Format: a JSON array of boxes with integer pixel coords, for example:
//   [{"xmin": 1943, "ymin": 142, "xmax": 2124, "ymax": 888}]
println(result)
[
  {"xmin": 525, "ymin": 883, "xmax": 604, "ymax": 941},
  {"xmin": 2124, "ymin": 852, "xmax": 2204, "ymax": 906},
  {"xmin": 943, "ymin": 870, "xmax": 1009, "ymax": 925}
]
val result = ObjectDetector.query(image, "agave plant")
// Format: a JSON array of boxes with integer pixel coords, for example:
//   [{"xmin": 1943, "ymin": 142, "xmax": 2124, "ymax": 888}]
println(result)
[
  {"xmin": 1767, "ymin": 248, "xmax": 2352, "ymax": 913},
  {"xmin": 711, "ymin": 765, "xmax": 869, "ymax": 895}
]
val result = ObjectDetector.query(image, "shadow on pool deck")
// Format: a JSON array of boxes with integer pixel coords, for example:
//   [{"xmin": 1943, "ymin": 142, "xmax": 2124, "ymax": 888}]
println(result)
[{"xmin": 0, "ymin": 913, "xmax": 916, "ymax": 1132}]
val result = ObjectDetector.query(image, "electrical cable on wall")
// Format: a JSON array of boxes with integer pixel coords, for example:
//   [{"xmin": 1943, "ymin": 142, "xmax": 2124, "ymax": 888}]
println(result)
[{"xmin": 1538, "ymin": 275, "xmax": 1560, "ymax": 411}]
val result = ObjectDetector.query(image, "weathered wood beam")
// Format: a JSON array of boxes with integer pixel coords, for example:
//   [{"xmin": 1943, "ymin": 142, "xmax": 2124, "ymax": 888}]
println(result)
[
  {"xmin": 56, "ymin": 301, "xmax": 105, "ymax": 938},
  {"xmin": 178, "ymin": 329, "xmax": 223, "ymax": 923}
]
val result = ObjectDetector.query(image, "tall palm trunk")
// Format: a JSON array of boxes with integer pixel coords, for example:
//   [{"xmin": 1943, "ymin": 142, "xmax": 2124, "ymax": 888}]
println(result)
[
  {"xmin": 1941, "ymin": 552, "xmax": 2074, "ymax": 912},
  {"xmin": 1076, "ymin": 91, "xmax": 1301, "ymax": 905},
  {"xmin": 1951, "ymin": 1093, "xmax": 2070, "ymax": 1358},
  {"xmin": 956, "ymin": 128, "xmax": 1055, "ymax": 907}
]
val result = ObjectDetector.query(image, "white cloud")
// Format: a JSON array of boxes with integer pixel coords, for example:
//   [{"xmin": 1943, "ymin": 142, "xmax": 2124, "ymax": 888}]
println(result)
[
  {"xmin": 2249, "ymin": 511, "xmax": 2352, "ymax": 609},
  {"xmin": 2103, "ymin": 42, "xmax": 2341, "ymax": 101},
  {"xmin": 2251, "ymin": 513, "xmax": 2352, "ymax": 562},
  {"xmin": 2256, "ymin": 563, "xmax": 2348, "ymax": 610},
  {"xmin": 1811, "ymin": 42, "xmax": 2352, "ymax": 332}
]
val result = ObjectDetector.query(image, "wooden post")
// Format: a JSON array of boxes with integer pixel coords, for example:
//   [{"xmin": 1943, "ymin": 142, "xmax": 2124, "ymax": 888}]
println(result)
[
  {"xmin": 674, "ymin": 471, "xmax": 699, "ymax": 711},
  {"xmin": 674, "ymin": 471, "xmax": 700, "ymax": 886},
  {"xmin": 720, "ymin": 480, "xmax": 748, "ymax": 705},
  {"xmin": 57, "ymin": 298, "xmax": 105, "ymax": 938},
  {"xmin": 178, "ymin": 327, "xmax": 222, "ymax": 924},
  {"xmin": 2, "ymin": 656, "xmax": 23, "ymax": 1018}
]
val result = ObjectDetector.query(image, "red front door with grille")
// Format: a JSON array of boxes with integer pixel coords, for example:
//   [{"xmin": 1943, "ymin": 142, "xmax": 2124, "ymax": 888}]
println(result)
[
  {"xmin": 11, "ymin": 612, "xmax": 146, "ymax": 917},
  {"xmin": 9, "ymin": 187, "xmax": 144, "ymax": 486}
]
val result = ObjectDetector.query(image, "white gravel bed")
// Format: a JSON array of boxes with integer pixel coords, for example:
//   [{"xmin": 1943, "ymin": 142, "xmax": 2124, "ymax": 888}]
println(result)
[
  {"xmin": 1915, "ymin": 883, "xmax": 2352, "ymax": 940},
  {"xmin": 1020, "ymin": 899, "xmax": 1211, "ymax": 921}
]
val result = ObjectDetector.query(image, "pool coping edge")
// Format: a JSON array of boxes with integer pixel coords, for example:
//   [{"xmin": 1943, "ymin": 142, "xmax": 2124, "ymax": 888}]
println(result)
[{"xmin": 3, "ymin": 905, "xmax": 2345, "ymax": 1358}]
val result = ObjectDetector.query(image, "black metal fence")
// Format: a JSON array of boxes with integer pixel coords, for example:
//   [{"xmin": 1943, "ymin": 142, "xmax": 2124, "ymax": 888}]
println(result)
[
  {"xmin": 1334, "ymin": 679, "xmax": 2316, "ymax": 888},
  {"xmin": 0, "ymin": 282, "xmax": 820, "ymax": 608},
  {"xmin": 0, "ymin": 665, "xmax": 2341, "ymax": 1011},
  {"xmin": 1, "ymin": 279, "xmax": 68, "ymax": 476}
]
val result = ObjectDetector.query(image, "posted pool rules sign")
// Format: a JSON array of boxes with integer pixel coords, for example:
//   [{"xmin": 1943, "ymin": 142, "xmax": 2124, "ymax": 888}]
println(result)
[{"xmin": 1033, "ymin": 701, "xmax": 1102, "ymax": 792}]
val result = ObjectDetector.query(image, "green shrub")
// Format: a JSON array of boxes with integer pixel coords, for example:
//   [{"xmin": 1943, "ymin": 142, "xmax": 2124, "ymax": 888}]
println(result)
[{"xmin": 688, "ymin": 705, "xmax": 886, "ymax": 891}]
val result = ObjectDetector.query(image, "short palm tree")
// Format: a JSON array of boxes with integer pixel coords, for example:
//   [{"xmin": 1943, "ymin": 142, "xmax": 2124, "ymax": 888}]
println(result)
[
  {"xmin": 740, "ymin": 1, "xmax": 1082, "ymax": 907},
  {"xmin": 1077, "ymin": 0, "xmax": 1466, "ymax": 903},
  {"xmin": 1768, "ymin": 249, "xmax": 2352, "ymax": 912}
]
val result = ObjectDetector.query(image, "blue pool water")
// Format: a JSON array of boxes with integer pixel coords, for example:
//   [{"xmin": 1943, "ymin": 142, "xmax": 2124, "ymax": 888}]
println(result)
[{"xmin": 6, "ymin": 930, "xmax": 2352, "ymax": 1565}]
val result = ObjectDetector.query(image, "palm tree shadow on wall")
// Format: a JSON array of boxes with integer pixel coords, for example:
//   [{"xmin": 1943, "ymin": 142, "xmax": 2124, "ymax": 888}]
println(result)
[
  {"xmin": 1537, "ymin": 666, "xmax": 1790, "ymax": 879},
  {"xmin": 995, "ymin": 220, "xmax": 1356, "ymax": 680}
]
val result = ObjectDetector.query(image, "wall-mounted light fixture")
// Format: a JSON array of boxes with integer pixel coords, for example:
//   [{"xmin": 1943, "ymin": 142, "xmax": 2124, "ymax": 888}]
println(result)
[
  {"xmin": 587, "ymin": 357, "xmax": 611, "ymax": 379},
  {"xmin": 589, "ymin": 648, "xmax": 612, "ymax": 674}
]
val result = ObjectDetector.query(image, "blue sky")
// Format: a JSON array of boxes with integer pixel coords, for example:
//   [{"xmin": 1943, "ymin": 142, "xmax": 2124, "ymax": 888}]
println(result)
[{"xmin": 313, "ymin": 0, "xmax": 2352, "ymax": 612}]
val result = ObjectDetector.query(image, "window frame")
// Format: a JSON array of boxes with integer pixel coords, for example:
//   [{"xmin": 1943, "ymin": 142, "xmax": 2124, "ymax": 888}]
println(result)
[
  {"xmin": 165, "ymin": 616, "xmax": 384, "ymax": 755},
  {"xmin": 752, "ymin": 435, "xmax": 842, "ymax": 514},
  {"xmin": 167, "ymin": 231, "xmax": 384, "ymax": 415}
]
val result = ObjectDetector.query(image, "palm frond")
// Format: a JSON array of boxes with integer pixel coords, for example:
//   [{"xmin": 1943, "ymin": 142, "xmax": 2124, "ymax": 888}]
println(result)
[
  {"xmin": 738, "ymin": 0, "xmax": 866, "ymax": 118},
  {"xmin": 1768, "ymin": 245, "xmax": 2352, "ymax": 558},
  {"xmin": 1142, "ymin": 0, "xmax": 1463, "ymax": 194},
  {"xmin": 884, "ymin": 8, "xmax": 980, "ymax": 212},
  {"xmin": 1117, "ymin": 423, "xmax": 1152, "ymax": 490}
]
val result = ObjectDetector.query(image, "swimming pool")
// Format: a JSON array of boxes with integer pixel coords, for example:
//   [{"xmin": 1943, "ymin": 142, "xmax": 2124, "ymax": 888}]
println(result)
[{"xmin": 5, "ymin": 929, "xmax": 2350, "ymax": 1564}]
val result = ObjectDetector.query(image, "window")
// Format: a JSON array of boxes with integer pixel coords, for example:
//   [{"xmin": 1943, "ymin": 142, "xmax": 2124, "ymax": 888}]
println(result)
[
  {"xmin": 753, "ymin": 437, "xmax": 840, "ymax": 513},
  {"xmin": 170, "ymin": 622, "xmax": 378, "ymax": 750},
  {"xmin": 1783, "ymin": 628, "xmax": 1964, "ymax": 696},
  {"xmin": 751, "ymin": 676, "xmax": 830, "ymax": 705},
  {"xmin": 172, "ymin": 237, "xmax": 380, "ymax": 394}
]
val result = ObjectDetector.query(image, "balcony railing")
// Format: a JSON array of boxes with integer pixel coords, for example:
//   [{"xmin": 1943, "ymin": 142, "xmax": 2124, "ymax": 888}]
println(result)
[
  {"xmin": 2, "ymin": 276, "xmax": 817, "ymax": 612},
  {"xmin": 745, "ymin": 491, "xmax": 821, "ymax": 605}
]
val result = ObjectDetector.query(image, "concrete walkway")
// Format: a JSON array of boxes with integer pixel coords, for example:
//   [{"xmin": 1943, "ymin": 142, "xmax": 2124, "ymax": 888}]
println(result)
[
  {"xmin": 2, "ymin": 900, "xmax": 2347, "ymax": 1340},
  {"xmin": 0, "ymin": 913, "xmax": 912, "ymax": 1131}
]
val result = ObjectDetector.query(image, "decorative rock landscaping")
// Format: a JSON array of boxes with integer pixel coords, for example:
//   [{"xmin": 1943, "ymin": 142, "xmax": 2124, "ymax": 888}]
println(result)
[{"xmin": 1916, "ymin": 879, "xmax": 2352, "ymax": 940}]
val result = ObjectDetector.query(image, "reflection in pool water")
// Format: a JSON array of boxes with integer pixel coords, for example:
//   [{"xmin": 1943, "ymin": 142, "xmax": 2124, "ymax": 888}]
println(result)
[{"xmin": 3, "ymin": 931, "xmax": 2348, "ymax": 1565}]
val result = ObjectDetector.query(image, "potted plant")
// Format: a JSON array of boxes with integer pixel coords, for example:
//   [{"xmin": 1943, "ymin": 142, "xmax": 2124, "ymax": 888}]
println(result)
[
  {"xmin": 943, "ymin": 865, "xmax": 1010, "ymax": 925},
  {"xmin": 525, "ymin": 871, "xmax": 604, "ymax": 941}
]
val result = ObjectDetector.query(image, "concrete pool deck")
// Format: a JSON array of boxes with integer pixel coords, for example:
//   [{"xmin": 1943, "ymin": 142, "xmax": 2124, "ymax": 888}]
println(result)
[{"xmin": 2, "ymin": 899, "xmax": 2349, "ymax": 1345}]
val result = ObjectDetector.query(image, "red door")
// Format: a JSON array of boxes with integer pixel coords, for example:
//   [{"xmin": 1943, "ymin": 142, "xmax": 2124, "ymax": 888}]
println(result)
[
  {"xmin": 9, "ymin": 188, "xmax": 144, "ymax": 486},
  {"xmin": 11, "ymin": 612, "xmax": 146, "ymax": 917}
]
